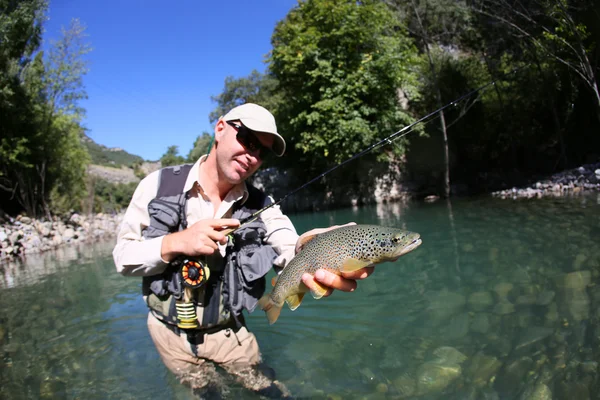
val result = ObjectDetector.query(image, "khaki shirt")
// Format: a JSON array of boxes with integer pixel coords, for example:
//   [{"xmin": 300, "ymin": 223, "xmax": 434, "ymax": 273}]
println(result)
[{"xmin": 113, "ymin": 156, "xmax": 299, "ymax": 277}]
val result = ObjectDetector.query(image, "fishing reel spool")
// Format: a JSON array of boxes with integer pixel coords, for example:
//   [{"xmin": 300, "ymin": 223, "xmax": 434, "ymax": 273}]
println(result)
[
  {"xmin": 180, "ymin": 259, "xmax": 210, "ymax": 289},
  {"xmin": 175, "ymin": 259, "xmax": 211, "ymax": 330}
]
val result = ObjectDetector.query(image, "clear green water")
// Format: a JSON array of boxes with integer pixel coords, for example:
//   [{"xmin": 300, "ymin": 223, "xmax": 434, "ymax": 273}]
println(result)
[{"xmin": 1, "ymin": 194, "xmax": 600, "ymax": 399}]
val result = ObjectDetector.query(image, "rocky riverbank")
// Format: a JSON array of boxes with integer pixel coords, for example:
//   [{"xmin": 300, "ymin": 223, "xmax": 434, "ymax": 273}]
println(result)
[
  {"xmin": 492, "ymin": 162, "xmax": 600, "ymax": 199},
  {"xmin": 2, "ymin": 163, "xmax": 599, "ymax": 263},
  {"xmin": 0, "ymin": 212, "xmax": 123, "ymax": 262}
]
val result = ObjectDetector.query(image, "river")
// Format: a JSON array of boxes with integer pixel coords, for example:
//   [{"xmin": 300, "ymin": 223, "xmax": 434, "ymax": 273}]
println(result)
[{"xmin": 1, "ymin": 193, "xmax": 599, "ymax": 399}]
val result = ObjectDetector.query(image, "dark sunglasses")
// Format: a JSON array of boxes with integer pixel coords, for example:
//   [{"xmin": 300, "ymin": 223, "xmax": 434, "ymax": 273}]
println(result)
[{"xmin": 226, "ymin": 121, "xmax": 270, "ymax": 159}]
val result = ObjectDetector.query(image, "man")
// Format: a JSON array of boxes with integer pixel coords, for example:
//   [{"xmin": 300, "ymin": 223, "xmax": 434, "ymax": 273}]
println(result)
[{"xmin": 113, "ymin": 103, "xmax": 372, "ymax": 396}]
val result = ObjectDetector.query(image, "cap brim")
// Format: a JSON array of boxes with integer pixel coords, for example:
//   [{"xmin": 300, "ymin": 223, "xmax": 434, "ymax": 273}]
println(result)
[{"xmin": 239, "ymin": 119, "xmax": 286, "ymax": 157}]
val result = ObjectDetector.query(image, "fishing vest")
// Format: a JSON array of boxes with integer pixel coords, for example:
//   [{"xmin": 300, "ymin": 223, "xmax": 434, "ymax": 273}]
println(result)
[{"xmin": 141, "ymin": 164, "xmax": 278, "ymax": 329}]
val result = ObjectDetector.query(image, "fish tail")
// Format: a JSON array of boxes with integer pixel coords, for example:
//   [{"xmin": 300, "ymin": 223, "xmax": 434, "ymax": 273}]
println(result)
[{"xmin": 258, "ymin": 294, "xmax": 282, "ymax": 325}]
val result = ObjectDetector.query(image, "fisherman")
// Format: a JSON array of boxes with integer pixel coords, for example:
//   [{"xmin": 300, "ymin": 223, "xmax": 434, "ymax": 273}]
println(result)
[{"xmin": 112, "ymin": 103, "xmax": 372, "ymax": 396}]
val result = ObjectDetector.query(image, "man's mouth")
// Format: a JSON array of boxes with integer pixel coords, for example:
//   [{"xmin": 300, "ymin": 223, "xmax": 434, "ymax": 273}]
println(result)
[{"xmin": 235, "ymin": 159, "xmax": 249, "ymax": 172}]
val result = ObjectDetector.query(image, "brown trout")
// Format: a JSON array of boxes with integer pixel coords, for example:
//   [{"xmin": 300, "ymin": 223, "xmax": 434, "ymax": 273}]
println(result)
[{"xmin": 257, "ymin": 224, "xmax": 422, "ymax": 324}]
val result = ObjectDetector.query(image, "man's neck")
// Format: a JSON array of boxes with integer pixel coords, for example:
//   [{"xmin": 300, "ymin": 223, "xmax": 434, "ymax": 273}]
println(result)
[{"xmin": 198, "ymin": 154, "xmax": 234, "ymax": 201}]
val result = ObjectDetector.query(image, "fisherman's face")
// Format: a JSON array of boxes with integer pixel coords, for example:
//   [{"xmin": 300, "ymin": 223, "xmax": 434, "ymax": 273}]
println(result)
[{"xmin": 214, "ymin": 119, "xmax": 274, "ymax": 184}]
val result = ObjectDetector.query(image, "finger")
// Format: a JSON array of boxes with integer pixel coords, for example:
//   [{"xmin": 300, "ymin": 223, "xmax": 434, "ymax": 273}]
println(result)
[
  {"xmin": 201, "ymin": 236, "xmax": 220, "ymax": 250},
  {"xmin": 195, "ymin": 244, "xmax": 218, "ymax": 256},
  {"xmin": 314, "ymin": 269, "xmax": 357, "ymax": 292},
  {"xmin": 341, "ymin": 266, "xmax": 375, "ymax": 280},
  {"xmin": 301, "ymin": 273, "xmax": 333, "ymax": 298},
  {"xmin": 212, "ymin": 218, "xmax": 240, "ymax": 229},
  {"xmin": 206, "ymin": 231, "xmax": 227, "ymax": 245}
]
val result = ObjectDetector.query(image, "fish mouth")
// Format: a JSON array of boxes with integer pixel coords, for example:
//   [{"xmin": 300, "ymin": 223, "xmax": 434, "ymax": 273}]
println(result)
[{"xmin": 391, "ymin": 235, "xmax": 422, "ymax": 260}]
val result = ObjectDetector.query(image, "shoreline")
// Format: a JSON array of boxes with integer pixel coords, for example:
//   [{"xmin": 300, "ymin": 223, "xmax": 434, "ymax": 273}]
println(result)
[
  {"xmin": 491, "ymin": 163, "xmax": 600, "ymax": 199},
  {"xmin": 2, "ymin": 163, "xmax": 599, "ymax": 263},
  {"xmin": 0, "ymin": 212, "xmax": 123, "ymax": 263}
]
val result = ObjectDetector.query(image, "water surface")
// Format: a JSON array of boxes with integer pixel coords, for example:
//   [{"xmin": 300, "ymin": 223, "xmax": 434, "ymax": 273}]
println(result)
[{"xmin": 1, "ymin": 193, "xmax": 599, "ymax": 399}]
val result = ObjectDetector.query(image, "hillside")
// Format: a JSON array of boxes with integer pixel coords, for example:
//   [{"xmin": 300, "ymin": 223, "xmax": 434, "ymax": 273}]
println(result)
[
  {"xmin": 81, "ymin": 134, "xmax": 161, "ymax": 184},
  {"xmin": 81, "ymin": 134, "xmax": 146, "ymax": 167}
]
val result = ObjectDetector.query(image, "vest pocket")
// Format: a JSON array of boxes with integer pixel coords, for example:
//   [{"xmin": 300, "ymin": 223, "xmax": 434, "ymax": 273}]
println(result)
[
  {"xmin": 147, "ymin": 198, "xmax": 181, "ymax": 234},
  {"xmin": 236, "ymin": 245, "xmax": 277, "ymax": 312}
]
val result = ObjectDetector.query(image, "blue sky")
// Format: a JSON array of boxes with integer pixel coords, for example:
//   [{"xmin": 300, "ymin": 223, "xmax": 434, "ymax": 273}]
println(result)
[{"xmin": 44, "ymin": 0, "xmax": 297, "ymax": 161}]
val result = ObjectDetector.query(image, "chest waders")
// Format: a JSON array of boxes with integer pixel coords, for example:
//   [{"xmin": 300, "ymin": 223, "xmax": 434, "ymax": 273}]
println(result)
[{"xmin": 141, "ymin": 164, "xmax": 278, "ymax": 335}]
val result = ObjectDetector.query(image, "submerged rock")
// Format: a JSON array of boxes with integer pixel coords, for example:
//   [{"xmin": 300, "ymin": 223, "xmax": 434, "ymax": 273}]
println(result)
[
  {"xmin": 465, "ymin": 352, "xmax": 502, "ymax": 388},
  {"xmin": 520, "ymin": 383, "xmax": 552, "ymax": 400},
  {"xmin": 493, "ymin": 282, "xmax": 514, "ymax": 299},
  {"xmin": 432, "ymin": 346, "xmax": 468, "ymax": 365},
  {"xmin": 493, "ymin": 300, "xmax": 515, "ymax": 315},
  {"xmin": 416, "ymin": 361, "xmax": 462, "ymax": 395},
  {"xmin": 426, "ymin": 291, "xmax": 467, "ymax": 322},
  {"xmin": 514, "ymin": 327, "xmax": 554, "ymax": 351},
  {"xmin": 468, "ymin": 291, "xmax": 495, "ymax": 311},
  {"xmin": 392, "ymin": 373, "xmax": 416, "ymax": 398}
]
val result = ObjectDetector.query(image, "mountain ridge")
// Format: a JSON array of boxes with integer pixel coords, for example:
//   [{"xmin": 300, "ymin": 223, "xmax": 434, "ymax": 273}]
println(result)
[
  {"xmin": 81, "ymin": 134, "xmax": 148, "ymax": 167},
  {"xmin": 81, "ymin": 134, "xmax": 161, "ymax": 183}
]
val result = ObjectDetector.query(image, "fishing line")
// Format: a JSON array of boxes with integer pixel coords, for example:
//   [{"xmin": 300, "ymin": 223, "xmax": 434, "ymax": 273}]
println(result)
[{"xmin": 228, "ymin": 65, "xmax": 526, "ymax": 231}]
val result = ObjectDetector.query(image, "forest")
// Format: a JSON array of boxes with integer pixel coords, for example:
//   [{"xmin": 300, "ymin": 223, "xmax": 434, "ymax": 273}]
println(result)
[{"xmin": 1, "ymin": 0, "xmax": 599, "ymax": 217}]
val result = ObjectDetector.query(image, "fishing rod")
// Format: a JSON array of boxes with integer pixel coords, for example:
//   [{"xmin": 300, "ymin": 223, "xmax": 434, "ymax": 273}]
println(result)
[{"xmin": 223, "ymin": 65, "xmax": 526, "ymax": 235}]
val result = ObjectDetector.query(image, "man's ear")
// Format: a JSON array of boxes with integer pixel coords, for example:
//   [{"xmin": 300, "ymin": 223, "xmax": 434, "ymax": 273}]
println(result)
[{"xmin": 214, "ymin": 119, "xmax": 226, "ymax": 143}]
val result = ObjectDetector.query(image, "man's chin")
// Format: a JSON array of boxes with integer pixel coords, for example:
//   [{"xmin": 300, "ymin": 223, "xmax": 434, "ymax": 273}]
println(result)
[{"xmin": 225, "ymin": 170, "xmax": 250, "ymax": 185}]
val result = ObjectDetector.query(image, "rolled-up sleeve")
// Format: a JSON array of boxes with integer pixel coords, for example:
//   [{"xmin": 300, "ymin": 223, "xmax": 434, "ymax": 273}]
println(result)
[
  {"xmin": 260, "ymin": 197, "xmax": 298, "ymax": 268},
  {"xmin": 112, "ymin": 171, "xmax": 170, "ymax": 277}
]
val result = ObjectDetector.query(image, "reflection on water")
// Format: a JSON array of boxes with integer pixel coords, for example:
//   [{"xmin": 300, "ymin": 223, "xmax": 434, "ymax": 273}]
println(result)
[{"xmin": 1, "ymin": 194, "xmax": 600, "ymax": 399}]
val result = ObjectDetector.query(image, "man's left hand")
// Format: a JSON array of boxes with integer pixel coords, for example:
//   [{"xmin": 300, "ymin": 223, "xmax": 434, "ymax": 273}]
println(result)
[{"xmin": 301, "ymin": 267, "xmax": 375, "ymax": 297}]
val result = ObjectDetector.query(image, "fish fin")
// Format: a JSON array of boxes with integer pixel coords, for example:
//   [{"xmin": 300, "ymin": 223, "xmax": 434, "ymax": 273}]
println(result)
[
  {"xmin": 341, "ymin": 258, "xmax": 372, "ymax": 273},
  {"xmin": 258, "ymin": 294, "xmax": 282, "ymax": 325},
  {"xmin": 297, "ymin": 234, "xmax": 318, "ymax": 249},
  {"xmin": 310, "ymin": 281, "xmax": 329, "ymax": 299},
  {"xmin": 271, "ymin": 275, "xmax": 278, "ymax": 287},
  {"xmin": 285, "ymin": 293, "xmax": 306, "ymax": 311}
]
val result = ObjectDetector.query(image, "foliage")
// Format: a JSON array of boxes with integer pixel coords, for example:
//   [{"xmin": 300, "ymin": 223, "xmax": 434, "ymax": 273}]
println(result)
[
  {"xmin": 269, "ymin": 0, "xmax": 419, "ymax": 181},
  {"xmin": 187, "ymin": 132, "xmax": 213, "ymax": 162},
  {"xmin": 160, "ymin": 145, "xmax": 186, "ymax": 167},
  {"xmin": 44, "ymin": 18, "xmax": 90, "ymax": 116},
  {"xmin": 209, "ymin": 70, "xmax": 282, "ymax": 125},
  {"xmin": 3, "ymin": 0, "xmax": 600, "ymax": 216},
  {"xmin": 0, "ymin": 6, "xmax": 92, "ymax": 217},
  {"xmin": 472, "ymin": 0, "xmax": 600, "ymax": 117},
  {"xmin": 47, "ymin": 113, "xmax": 91, "ymax": 212},
  {"xmin": 387, "ymin": 0, "xmax": 474, "ymax": 49},
  {"xmin": 86, "ymin": 177, "xmax": 137, "ymax": 214}
]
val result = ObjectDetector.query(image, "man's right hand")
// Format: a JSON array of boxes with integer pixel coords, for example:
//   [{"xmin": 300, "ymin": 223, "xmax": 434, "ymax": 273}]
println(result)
[{"xmin": 160, "ymin": 218, "xmax": 240, "ymax": 262}]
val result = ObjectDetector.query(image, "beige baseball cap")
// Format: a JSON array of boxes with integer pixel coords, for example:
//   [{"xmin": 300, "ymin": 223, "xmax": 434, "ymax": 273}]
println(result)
[{"xmin": 222, "ymin": 103, "xmax": 286, "ymax": 157}]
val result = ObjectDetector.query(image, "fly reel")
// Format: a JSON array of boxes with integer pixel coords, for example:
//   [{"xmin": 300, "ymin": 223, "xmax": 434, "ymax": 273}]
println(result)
[
  {"xmin": 180, "ymin": 259, "xmax": 210, "ymax": 289},
  {"xmin": 175, "ymin": 259, "xmax": 211, "ymax": 329}
]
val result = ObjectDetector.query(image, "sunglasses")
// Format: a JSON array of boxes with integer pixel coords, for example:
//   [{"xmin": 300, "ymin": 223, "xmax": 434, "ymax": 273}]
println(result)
[{"xmin": 226, "ymin": 121, "xmax": 271, "ymax": 159}]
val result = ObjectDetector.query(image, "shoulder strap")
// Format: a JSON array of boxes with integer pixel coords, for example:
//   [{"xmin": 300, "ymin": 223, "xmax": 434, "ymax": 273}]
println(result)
[
  {"xmin": 156, "ymin": 164, "xmax": 193, "ymax": 197},
  {"xmin": 240, "ymin": 182, "xmax": 271, "ymax": 212}
]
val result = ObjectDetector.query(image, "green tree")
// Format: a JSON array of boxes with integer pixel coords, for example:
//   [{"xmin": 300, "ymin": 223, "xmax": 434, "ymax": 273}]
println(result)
[
  {"xmin": 0, "ymin": 0, "xmax": 47, "ymax": 215},
  {"xmin": 269, "ymin": 0, "xmax": 419, "ymax": 180},
  {"xmin": 187, "ymin": 132, "xmax": 213, "ymax": 162},
  {"xmin": 209, "ymin": 70, "xmax": 281, "ymax": 124},
  {"xmin": 473, "ymin": 0, "xmax": 600, "ymax": 121},
  {"xmin": 41, "ymin": 19, "xmax": 92, "ymax": 214},
  {"xmin": 389, "ymin": 0, "xmax": 474, "ymax": 197},
  {"xmin": 0, "ymin": 5, "xmax": 91, "ymax": 217},
  {"xmin": 160, "ymin": 145, "xmax": 186, "ymax": 167}
]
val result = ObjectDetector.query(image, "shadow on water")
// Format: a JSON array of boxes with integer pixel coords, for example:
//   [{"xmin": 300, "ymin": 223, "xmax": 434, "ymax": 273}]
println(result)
[{"xmin": 1, "ymin": 192, "xmax": 600, "ymax": 399}]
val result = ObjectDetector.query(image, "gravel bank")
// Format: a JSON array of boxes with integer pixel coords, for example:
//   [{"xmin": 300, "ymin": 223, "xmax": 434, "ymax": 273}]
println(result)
[
  {"xmin": 2, "ymin": 163, "xmax": 598, "ymax": 263},
  {"xmin": 0, "ymin": 212, "xmax": 123, "ymax": 262},
  {"xmin": 491, "ymin": 163, "xmax": 600, "ymax": 199}
]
